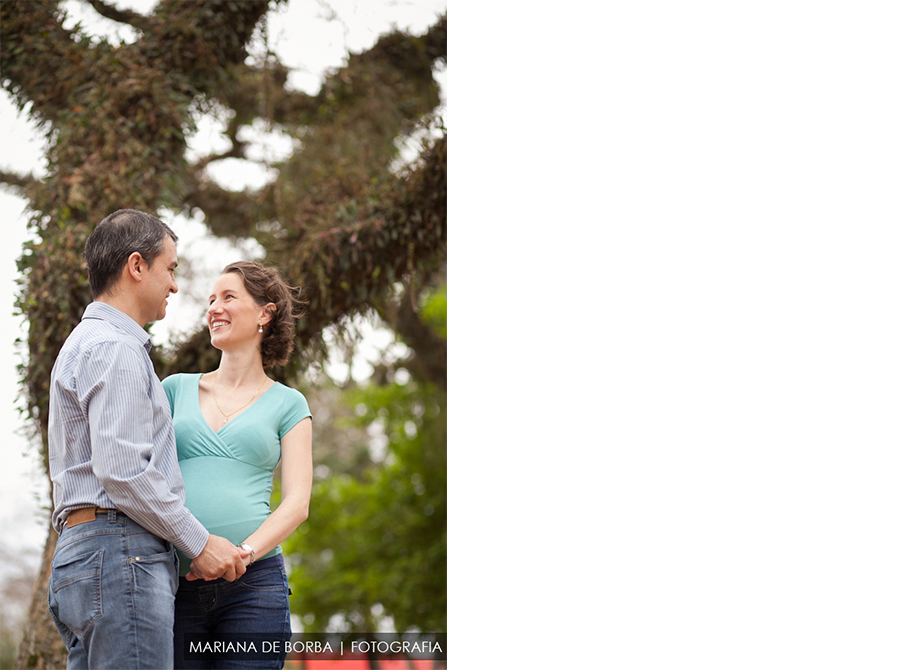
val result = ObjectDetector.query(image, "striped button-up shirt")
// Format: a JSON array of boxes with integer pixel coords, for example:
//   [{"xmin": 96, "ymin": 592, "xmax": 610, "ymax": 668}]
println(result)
[{"xmin": 49, "ymin": 302, "xmax": 209, "ymax": 558}]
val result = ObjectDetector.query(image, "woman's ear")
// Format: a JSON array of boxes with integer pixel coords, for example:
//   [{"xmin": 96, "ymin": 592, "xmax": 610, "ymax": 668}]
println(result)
[{"xmin": 260, "ymin": 303, "xmax": 276, "ymax": 325}]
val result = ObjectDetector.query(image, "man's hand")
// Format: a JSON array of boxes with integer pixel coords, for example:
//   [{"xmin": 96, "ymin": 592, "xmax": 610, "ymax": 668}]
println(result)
[{"xmin": 186, "ymin": 534, "xmax": 251, "ymax": 582}]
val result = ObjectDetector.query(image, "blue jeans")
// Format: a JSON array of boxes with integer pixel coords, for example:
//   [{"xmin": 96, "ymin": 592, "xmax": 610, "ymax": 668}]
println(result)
[
  {"xmin": 48, "ymin": 510, "xmax": 179, "ymax": 669},
  {"xmin": 173, "ymin": 555, "xmax": 291, "ymax": 669}
]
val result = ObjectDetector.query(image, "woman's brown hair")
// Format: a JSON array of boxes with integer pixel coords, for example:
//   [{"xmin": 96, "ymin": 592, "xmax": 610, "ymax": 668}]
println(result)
[{"xmin": 222, "ymin": 261, "xmax": 306, "ymax": 368}]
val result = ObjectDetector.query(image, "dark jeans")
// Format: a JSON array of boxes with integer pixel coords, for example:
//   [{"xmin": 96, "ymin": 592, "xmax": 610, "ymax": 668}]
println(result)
[{"xmin": 173, "ymin": 555, "xmax": 291, "ymax": 669}]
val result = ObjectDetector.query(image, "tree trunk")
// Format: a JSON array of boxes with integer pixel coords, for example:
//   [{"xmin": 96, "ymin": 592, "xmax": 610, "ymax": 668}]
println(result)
[{"xmin": 14, "ymin": 524, "xmax": 65, "ymax": 670}]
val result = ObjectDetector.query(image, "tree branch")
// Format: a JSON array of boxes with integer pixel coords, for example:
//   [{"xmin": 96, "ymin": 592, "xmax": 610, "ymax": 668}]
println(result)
[
  {"xmin": 137, "ymin": 0, "xmax": 272, "ymax": 97},
  {"xmin": 212, "ymin": 14, "xmax": 445, "ymax": 134},
  {"xmin": 216, "ymin": 61, "xmax": 321, "ymax": 130},
  {"xmin": 176, "ymin": 13, "xmax": 447, "ymax": 250},
  {"xmin": 0, "ymin": 1, "xmax": 88, "ymax": 123},
  {"xmin": 83, "ymin": 0, "xmax": 154, "ymax": 32},
  {"xmin": 192, "ymin": 141, "xmax": 248, "ymax": 172},
  {"xmin": 373, "ymin": 283, "xmax": 446, "ymax": 389},
  {"xmin": 290, "ymin": 133, "xmax": 446, "ymax": 345},
  {"xmin": 0, "ymin": 168, "xmax": 38, "ymax": 194},
  {"xmin": 180, "ymin": 176, "xmax": 273, "ymax": 239}
]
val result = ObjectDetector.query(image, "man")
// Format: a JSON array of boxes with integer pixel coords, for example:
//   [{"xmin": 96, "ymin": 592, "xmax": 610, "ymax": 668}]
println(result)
[{"xmin": 47, "ymin": 209, "xmax": 248, "ymax": 669}]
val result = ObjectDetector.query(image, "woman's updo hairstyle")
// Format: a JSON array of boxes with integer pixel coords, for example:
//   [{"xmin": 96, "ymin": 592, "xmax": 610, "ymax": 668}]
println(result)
[{"xmin": 222, "ymin": 261, "xmax": 306, "ymax": 369}]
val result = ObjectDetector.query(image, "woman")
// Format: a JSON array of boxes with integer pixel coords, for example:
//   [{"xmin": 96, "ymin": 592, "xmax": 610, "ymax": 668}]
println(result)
[{"xmin": 163, "ymin": 261, "xmax": 313, "ymax": 669}]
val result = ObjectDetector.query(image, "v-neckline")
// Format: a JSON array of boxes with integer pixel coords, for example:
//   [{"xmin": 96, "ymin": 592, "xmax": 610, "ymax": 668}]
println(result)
[{"xmin": 197, "ymin": 374, "xmax": 276, "ymax": 436}]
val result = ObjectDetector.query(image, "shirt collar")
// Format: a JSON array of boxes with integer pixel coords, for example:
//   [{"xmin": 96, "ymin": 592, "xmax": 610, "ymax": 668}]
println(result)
[{"xmin": 82, "ymin": 302, "xmax": 152, "ymax": 352}]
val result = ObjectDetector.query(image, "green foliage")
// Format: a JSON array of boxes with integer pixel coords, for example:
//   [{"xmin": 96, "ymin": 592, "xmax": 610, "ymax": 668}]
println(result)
[
  {"xmin": 285, "ymin": 290, "xmax": 447, "ymax": 633},
  {"xmin": 419, "ymin": 284, "xmax": 447, "ymax": 339}
]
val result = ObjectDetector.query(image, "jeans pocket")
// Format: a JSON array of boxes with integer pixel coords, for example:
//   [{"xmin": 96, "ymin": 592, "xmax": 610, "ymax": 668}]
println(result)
[
  {"xmin": 129, "ymin": 549, "xmax": 178, "ymax": 596},
  {"xmin": 49, "ymin": 549, "xmax": 103, "ymax": 639},
  {"xmin": 236, "ymin": 566, "xmax": 287, "ymax": 593}
]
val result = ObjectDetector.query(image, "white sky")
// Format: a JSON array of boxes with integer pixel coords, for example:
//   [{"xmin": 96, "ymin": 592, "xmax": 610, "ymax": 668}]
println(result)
[{"xmin": 0, "ymin": 0, "xmax": 446, "ymax": 565}]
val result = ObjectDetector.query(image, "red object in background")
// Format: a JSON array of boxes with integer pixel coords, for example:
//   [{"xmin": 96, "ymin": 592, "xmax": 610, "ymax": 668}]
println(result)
[{"xmin": 285, "ymin": 659, "xmax": 443, "ymax": 669}]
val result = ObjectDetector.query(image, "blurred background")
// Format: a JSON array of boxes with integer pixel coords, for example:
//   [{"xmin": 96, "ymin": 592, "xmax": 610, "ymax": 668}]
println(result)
[{"xmin": 0, "ymin": 1, "xmax": 446, "ymax": 666}]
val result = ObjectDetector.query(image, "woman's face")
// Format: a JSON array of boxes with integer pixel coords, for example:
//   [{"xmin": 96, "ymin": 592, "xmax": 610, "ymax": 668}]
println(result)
[{"xmin": 207, "ymin": 272, "xmax": 266, "ymax": 350}]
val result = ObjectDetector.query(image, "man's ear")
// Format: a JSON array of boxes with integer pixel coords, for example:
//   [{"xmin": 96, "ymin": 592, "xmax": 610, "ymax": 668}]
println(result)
[{"xmin": 124, "ymin": 251, "xmax": 145, "ymax": 282}]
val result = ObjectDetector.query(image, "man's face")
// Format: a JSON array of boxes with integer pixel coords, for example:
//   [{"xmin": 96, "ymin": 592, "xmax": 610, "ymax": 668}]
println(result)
[{"xmin": 142, "ymin": 236, "xmax": 178, "ymax": 323}]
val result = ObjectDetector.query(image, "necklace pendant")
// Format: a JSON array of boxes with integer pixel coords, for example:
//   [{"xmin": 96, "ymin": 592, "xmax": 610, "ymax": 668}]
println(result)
[{"xmin": 223, "ymin": 417, "xmax": 228, "ymax": 424}]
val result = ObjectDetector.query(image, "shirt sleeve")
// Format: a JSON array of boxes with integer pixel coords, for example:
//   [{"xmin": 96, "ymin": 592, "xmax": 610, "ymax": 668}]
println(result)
[
  {"xmin": 278, "ymin": 388, "xmax": 312, "ymax": 438},
  {"xmin": 78, "ymin": 343, "xmax": 209, "ymax": 558},
  {"xmin": 161, "ymin": 374, "xmax": 178, "ymax": 418}
]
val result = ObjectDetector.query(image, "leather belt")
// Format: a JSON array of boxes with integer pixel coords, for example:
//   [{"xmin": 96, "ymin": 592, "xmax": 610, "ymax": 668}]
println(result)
[{"xmin": 65, "ymin": 507, "xmax": 111, "ymax": 527}]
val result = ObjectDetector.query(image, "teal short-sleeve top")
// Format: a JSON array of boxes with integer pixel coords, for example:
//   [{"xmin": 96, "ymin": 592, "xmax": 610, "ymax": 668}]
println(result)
[{"xmin": 162, "ymin": 373, "xmax": 312, "ymax": 576}]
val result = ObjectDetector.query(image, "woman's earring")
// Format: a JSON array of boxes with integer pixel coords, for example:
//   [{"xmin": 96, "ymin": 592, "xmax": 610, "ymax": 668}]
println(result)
[{"xmin": 258, "ymin": 322, "xmax": 264, "ymax": 333}]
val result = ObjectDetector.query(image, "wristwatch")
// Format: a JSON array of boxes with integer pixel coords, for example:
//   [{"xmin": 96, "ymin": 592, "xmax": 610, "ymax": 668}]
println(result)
[{"xmin": 240, "ymin": 542, "xmax": 256, "ymax": 565}]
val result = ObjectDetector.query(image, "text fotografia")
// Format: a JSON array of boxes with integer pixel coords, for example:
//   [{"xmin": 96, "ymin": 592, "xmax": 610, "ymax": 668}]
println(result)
[
  {"xmin": 349, "ymin": 639, "xmax": 443, "ymax": 655},
  {"xmin": 184, "ymin": 633, "xmax": 447, "ymax": 661}
]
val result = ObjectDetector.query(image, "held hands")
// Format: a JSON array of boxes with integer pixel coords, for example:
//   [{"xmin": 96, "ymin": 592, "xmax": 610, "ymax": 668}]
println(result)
[{"xmin": 186, "ymin": 534, "xmax": 251, "ymax": 582}]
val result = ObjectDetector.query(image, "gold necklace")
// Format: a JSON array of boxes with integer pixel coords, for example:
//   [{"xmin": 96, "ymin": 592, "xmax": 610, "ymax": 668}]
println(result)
[{"xmin": 212, "ymin": 372, "xmax": 267, "ymax": 423}]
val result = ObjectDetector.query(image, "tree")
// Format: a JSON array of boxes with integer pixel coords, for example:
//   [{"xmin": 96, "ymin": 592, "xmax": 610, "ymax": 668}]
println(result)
[
  {"xmin": 286, "ymin": 281, "xmax": 447, "ymax": 634},
  {"xmin": 0, "ymin": 1, "xmax": 445, "ymax": 667},
  {"xmin": 0, "ymin": 545, "xmax": 40, "ymax": 669}
]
